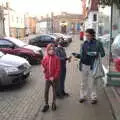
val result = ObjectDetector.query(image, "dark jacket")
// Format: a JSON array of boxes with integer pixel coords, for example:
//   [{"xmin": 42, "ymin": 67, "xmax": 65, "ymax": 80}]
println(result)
[
  {"xmin": 55, "ymin": 46, "xmax": 67, "ymax": 68},
  {"xmin": 76, "ymin": 39, "xmax": 105, "ymax": 70}
]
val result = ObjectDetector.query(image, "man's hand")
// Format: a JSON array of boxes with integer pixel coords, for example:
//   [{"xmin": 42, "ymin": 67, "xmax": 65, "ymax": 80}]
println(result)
[{"xmin": 68, "ymin": 56, "xmax": 72, "ymax": 63}]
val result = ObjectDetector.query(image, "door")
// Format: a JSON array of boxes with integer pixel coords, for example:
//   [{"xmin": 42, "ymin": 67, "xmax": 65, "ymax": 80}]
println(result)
[{"xmin": 0, "ymin": 39, "xmax": 16, "ymax": 54}]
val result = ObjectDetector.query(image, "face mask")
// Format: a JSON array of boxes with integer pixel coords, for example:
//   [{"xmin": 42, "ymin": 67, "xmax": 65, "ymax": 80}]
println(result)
[{"xmin": 48, "ymin": 49, "xmax": 55, "ymax": 55}]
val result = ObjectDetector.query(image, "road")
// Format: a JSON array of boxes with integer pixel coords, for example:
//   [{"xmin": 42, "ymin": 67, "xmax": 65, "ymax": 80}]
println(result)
[{"xmin": 0, "ymin": 35, "xmax": 115, "ymax": 120}]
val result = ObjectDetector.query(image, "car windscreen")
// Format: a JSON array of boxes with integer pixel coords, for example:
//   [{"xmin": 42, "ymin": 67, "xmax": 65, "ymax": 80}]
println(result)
[{"xmin": 6, "ymin": 37, "xmax": 27, "ymax": 47}]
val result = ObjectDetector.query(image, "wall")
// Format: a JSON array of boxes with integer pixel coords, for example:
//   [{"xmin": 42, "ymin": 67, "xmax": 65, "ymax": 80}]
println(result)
[
  {"xmin": 9, "ymin": 10, "xmax": 24, "ymax": 29},
  {"xmin": 4, "ymin": 9, "xmax": 25, "ymax": 38}
]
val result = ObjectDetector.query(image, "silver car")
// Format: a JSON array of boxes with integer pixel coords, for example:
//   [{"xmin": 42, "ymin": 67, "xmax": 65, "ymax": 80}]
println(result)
[{"xmin": 0, "ymin": 52, "xmax": 31, "ymax": 86}]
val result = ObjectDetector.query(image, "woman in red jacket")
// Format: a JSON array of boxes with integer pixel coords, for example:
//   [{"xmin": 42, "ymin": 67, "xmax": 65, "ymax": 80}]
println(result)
[{"xmin": 41, "ymin": 44, "xmax": 61, "ymax": 112}]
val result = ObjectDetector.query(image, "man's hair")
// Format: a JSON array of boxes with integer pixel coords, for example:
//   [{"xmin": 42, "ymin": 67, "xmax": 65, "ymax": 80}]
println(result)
[{"xmin": 85, "ymin": 29, "xmax": 96, "ymax": 37}]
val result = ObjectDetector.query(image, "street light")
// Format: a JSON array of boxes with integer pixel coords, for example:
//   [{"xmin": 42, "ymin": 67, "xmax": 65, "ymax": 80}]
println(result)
[{"xmin": 108, "ymin": 2, "xmax": 113, "ymax": 72}]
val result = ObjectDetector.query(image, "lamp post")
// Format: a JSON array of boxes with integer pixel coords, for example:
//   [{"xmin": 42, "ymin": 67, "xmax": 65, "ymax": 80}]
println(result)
[
  {"xmin": 108, "ymin": 1, "xmax": 113, "ymax": 72},
  {"xmin": 51, "ymin": 12, "xmax": 54, "ymax": 33}
]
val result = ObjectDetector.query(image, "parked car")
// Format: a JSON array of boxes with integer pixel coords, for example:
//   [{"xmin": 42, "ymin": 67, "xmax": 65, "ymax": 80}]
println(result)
[
  {"xmin": 29, "ymin": 34, "xmax": 58, "ymax": 47},
  {"xmin": 54, "ymin": 33, "xmax": 72, "ymax": 43},
  {"xmin": 49, "ymin": 33, "xmax": 69, "ymax": 47},
  {"xmin": 0, "ymin": 51, "xmax": 31, "ymax": 86},
  {"xmin": 0, "ymin": 37, "xmax": 43, "ymax": 64}
]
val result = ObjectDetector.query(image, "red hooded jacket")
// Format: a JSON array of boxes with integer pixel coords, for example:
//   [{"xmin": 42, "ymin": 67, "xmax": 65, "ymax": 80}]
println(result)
[{"xmin": 42, "ymin": 44, "xmax": 61, "ymax": 80}]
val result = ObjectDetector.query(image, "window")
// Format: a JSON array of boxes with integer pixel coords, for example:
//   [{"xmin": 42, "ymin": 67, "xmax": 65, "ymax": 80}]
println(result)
[
  {"xmin": 16, "ymin": 17, "xmax": 19, "ymax": 23},
  {"xmin": 35, "ymin": 36, "xmax": 42, "ymax": 41},
  {"xmin": 44, "ymin": 36, "xmax": 52, "ymax": 41},
  {"xmin": 93, "ymin": 14, "xmax": 97, "ymax": 21},
  {"xmin": 40, "ymin": 36, "xmax": 45, "ymax": 41},
  {"xmin": 0, "ymin": 40, "xmax": 14, "ymax": 48},
  {"xmin": 21, "ymin": 18, "xmax": 23, "ymax": 24}
]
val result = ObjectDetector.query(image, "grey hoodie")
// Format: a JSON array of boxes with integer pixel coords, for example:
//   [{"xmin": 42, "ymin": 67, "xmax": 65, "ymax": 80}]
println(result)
[{"xmin": 55, "ymin": 46, "xmax": 67, "ymax": 68}]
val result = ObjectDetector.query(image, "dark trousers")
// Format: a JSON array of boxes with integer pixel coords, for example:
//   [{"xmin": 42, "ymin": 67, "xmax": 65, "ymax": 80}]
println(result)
[
  {"xmin": 57, "ymin": 67, "xmax": 66, "ymax": 95},
  {"xmin": 44, "ymin": 80, "xmax": 57, "ymax": 105}
]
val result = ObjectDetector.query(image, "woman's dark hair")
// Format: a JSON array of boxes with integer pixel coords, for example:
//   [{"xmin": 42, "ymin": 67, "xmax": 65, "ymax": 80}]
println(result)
[{"xmin": 85, "ymin": 29, "xmax": 96, "ymax": 37}]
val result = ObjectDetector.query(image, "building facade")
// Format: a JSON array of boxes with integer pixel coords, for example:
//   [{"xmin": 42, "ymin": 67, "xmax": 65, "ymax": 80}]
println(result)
[
  {"xmin": 81, "ymin": 0, "xmax": 99, "ymax": 36},
  {"xmin": 36, "ymin": 12, "xmax": 83, "ymax": 34},
  {"xmin": 10, "ymin": 10, "xmax": 25, "ymax": 38}
]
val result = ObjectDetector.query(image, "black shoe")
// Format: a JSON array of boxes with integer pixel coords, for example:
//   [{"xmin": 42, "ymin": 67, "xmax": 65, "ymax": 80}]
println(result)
[
  {"xmin": 56, "ymin": 94, "xmax": 64, "ymax": 99},
  {"xmin": 41, "ymin": 104, "xmax": 49, "ymax": 112},
  {"xmin": 91, "ymin": 99, "xmax": 98, "ymax": 104},
  {"xmin": 62, "ymin": 92, "xmax": 70, "ymax": 97},
  {"xmin": 79, "ymin": 98, "xmax": 86, "ymax": 103},
  {"xmin": 52, "ymin": 103, "xmax": 57, "ymax": 111}
]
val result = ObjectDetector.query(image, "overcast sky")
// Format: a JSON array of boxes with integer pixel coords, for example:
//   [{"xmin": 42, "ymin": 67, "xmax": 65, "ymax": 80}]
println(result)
[{"xmin": 9, "ymin": 0, "xmax": 82, "ymax": 16}]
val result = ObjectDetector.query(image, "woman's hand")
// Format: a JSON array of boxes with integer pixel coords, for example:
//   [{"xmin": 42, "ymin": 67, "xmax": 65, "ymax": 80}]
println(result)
[{"xmin": 49, "ymin": 77, "xmax": 54, "ymax": 81}]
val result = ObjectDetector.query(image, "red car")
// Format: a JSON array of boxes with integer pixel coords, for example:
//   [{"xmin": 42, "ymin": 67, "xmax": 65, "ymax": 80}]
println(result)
[{"xmin": 0, "ymin": 37, "xmax": 43, "ymax": 64}]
